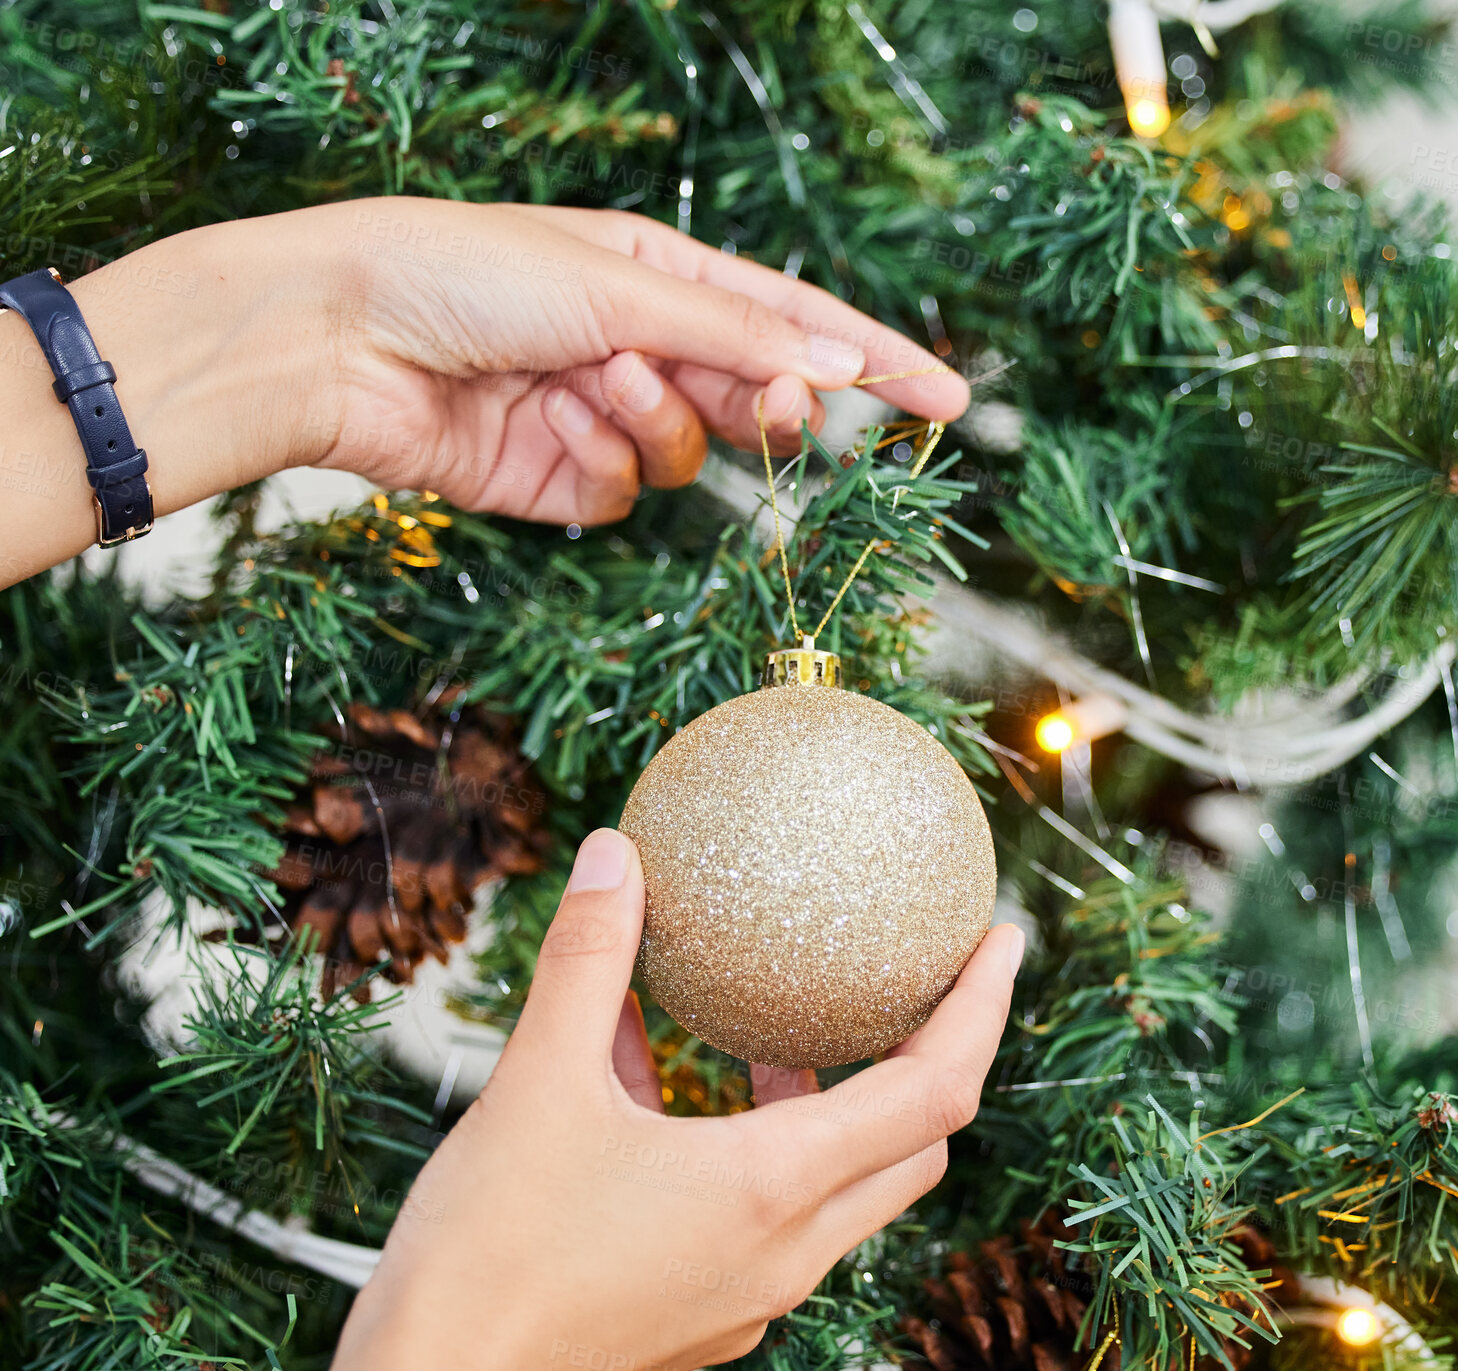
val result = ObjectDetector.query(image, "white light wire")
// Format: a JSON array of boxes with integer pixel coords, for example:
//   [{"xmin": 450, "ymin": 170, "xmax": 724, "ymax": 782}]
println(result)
[{"xmin": 702, "ymin": 458, "xmax": 1450, "ymax": 787}]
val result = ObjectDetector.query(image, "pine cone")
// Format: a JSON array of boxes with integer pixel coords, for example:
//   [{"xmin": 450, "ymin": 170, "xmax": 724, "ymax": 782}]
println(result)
[
  {"xmin": 901, "ymin": 1214, "xmax": 1103, "ymax": 1371},
  {"xmin": 261, "ymin": 696, "xmax": 548, "ymax": 998},
  {"xmin": 899, "ymin": 1216, "xmax": 1289, "ymax": 1371}
]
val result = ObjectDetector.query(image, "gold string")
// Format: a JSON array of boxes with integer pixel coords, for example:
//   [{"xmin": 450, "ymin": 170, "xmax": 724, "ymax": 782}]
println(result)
[
  {"xmin": 811, "ymin": 537, "xmax": 881, "ymax": 638},
  {"xmin": 757, "ymin": 363, "xmax": 950, "ymax": 643},
  {"xmin": 1084, "ymin": 1330, "xmax": 1119, "ymax": 1371},
  {"xmin": 905, "ymin": 419, "xmax": 946, "ymax": 481},
  {"xmin": 856, "ymin": 367, "xmax": 949, "ymax": 385},
  {"xmin": 1197, "ymin": 1087, "xmax": 1305, "ymax": 1144},
  {"xmin": 757, "ymin": 393, "xmax": 803, "ymax": 642},
  {"xmin": 1084, "ymin": 1296, "xmax": 1122, "ymax": 1371}
]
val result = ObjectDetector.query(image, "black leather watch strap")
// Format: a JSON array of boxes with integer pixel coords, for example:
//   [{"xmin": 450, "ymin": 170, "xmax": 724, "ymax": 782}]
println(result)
[{"xmin": 0, "ymin": 267, "xmax": 153, "ymax": 546}]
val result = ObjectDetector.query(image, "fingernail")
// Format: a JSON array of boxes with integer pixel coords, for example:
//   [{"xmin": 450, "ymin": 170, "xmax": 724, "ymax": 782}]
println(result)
[
  {"xmin": 1004, "ymin": 924, "xmax": 1026, "ymax": 978},
  {"xmin": 567, "ymin": 828, "xmax": 631, "ymax": 892},
  {"xmin": 618, "ymin": 987, "xmax": 645, "ymax": 1029},
  {"xmin": 610, "ymin": 355, "xmax": 663, "ymax": 414},
  {"xmin": 806, "ymin": 333, "xmax": 865, "ymax": 380},
  {"xmin": 550, "ymin": 387, "xmax": 596, "ymax": 435},
  {"xmin": 765, "ymin": 379, "xmax": 804, "ymax": 426}
]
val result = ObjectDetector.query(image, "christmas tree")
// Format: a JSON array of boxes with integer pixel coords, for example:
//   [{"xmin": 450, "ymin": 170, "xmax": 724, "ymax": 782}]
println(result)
[{"xmin": 2, "ymin": 1, "xmax": 1456, "ymax": 1367}]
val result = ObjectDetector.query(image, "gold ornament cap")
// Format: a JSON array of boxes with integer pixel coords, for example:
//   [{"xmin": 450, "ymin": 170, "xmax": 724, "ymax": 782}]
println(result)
[{"xmin": 762, "ymin": 636, "xmax": 843, "ymax": 689}]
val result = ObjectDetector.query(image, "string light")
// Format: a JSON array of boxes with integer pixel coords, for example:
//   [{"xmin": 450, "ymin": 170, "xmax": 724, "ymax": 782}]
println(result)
[
  {"xmin": 1127, "ymin": 97, "xmax": 1172, "ymax": 137},
  {"xmin": 1290, "ymin": 1276, "xmax": 1428, "ymax": 1360},
  {"xmin": 1036, "ymin": 694, "xmax": 1131, "ymax": 753},
  {"xmin": 1341, "ymin": 272, "xmax": 1367, "ymax": 329},
  {"xmin": 1036, "ymin": 713, "xmax": 1076, "ymax": 753},
  {"xmin": 1108, "ymin": 0, "xmax": 1170, "ymax": 137},
  {"xmin": 1336, "ymin": 1306, "xmax": 1381, "ymax": 1347}
]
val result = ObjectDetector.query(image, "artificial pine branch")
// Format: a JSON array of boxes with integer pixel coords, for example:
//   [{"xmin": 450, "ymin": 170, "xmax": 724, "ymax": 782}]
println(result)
[
  {"xmin": 1262, "ymin": 1082, "xmax": 1458, "ymax": 1306},
  {"xmin": 6, "ymin": 1, "xmax": 1458, "ymax": 693},
  {"xmin": 1059, "ymin": 1101, "xmax": 1279, "ymax": 1370},
  {"xmin": 2, "ymin": 1077, "xmax": 308, "ymax": 1369},
  {"xmin": 151, "ymin": 941, "xmax": 431, "ymax": 1176},
  {"xmin": 969, "ymin": 875, "xmax": 1237, "ymax": 1219},
  {"xmin": 6, "ymin": 2, "xmax": 1458, "ymax": 1364}
]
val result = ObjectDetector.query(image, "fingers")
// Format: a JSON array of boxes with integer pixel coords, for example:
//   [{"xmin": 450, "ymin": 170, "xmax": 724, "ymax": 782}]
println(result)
[
  {"xmin": 535, "ymin": 387, "xmax": 641, "ymax": 525},
  {"xmin": 809, "ymin": 1139, "xmax": 948, "ymax": 1263},
  {"xmin": 504, "ymin": 205, "xmax": 970, "ymax": 421},
  {"xmin": 535, "ymin": 355, "xmax": 808, "ymax": 511},
  {"xmin": 591, "ymin": 358, "xmax": 819, "ymax": 458},
  {"xmin": 598, "ymin": 254, "xmax": 869, "ymax": 394},
  {"xmin": 432, "ymin": 376, "xmax": 642, "ymax": 525},
  {"xmin": 754, "ymin": 923, "xmax": 1024, "ymax": 1190},
  {"xmin": 665, "ymin": 366, "xmax": 821, "ymax": 456},
  {"xmin": 459, "ymin": 355, "xmax": 810, "ymax": 526},
  {"xmin": 514, "ymin": 830, "xmax": 646, "ymax": 1060},
  {"xmin": 611, "ymin": 989, "xmax": 667, "ymax": 1113},
  {"xmin": 599, "ymin": 351, "xmax": 707, "ymax": 488},
  {"xmin": 750, "ymin": 1063, "xmax": 819, "ymax": 1108},
  {"xmin": 749, "ymin": 377, "xmax": 820, "ymax": 457}
]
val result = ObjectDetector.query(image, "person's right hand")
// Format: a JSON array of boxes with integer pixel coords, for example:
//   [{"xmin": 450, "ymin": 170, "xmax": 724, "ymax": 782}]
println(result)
[{"xmin": 333, "ymin": 829, "xmax": 1023, "ymax": 1371}]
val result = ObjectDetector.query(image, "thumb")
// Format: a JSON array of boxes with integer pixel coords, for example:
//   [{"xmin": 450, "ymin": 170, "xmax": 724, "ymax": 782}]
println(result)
[{"xmin": 516, "ymin": 829, "xmax": 645, "ymax": 1060}]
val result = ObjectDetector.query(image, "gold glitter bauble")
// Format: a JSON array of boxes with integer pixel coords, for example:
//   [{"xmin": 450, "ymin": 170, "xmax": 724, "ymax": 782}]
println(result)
[{"xmin": 619, "ymin": 671, "xmax": 997, "ymax": 1069}]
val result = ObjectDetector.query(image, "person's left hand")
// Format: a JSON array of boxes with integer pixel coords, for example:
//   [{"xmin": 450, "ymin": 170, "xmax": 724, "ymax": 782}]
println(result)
[
  {"xmin": 308, "ymin": 198, "xmax": 970, "ymax": 525},
  {"xmin": 1, "ymin": 198, "xmax": 970, "ymax": 586}
]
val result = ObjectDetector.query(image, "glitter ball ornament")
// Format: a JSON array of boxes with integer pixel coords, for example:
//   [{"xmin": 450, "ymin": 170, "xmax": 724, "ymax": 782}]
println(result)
[{"xmin": 619, "ymin": 644, "xmax": 997, "ymax": 1069}]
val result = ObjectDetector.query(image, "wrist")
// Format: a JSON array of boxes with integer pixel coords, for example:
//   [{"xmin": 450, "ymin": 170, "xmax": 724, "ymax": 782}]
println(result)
[
  {"xmin": 335, "ymin": 1267, "xmax": 528, "ymax": 1371},
  {"xmin": 0, "ymin": 214, "xmax": 351, "ymax": 584},
  {"xmin": 69, "ymin": 213, "xmax": 349, "ymax": 503}
]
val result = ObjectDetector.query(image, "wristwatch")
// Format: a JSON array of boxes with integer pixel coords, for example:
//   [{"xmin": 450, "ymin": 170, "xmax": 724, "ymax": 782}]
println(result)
[{"xmin": 0, "ymin": 266, "xmax": 153, "ymax": 546}]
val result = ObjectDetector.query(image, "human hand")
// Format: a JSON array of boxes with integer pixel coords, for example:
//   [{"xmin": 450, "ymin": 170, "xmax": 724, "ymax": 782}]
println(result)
[
  {"xmin": 1, "ymin": 199, "xmax": 968, "ymax": 585},
  {"xmin": 332, "ymin": 829, "xmax": 1023, "ymax": 1371},
  {"xmin": 309, "ymin": 198, "xmax": 970, "ymax": 525}
]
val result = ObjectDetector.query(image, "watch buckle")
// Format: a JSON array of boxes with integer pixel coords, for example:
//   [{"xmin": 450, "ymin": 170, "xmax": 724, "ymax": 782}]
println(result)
[
  {"xmin": 94, "ymin": 480, "xmax": 154, "ymax": 547},
  {"xmin": 0, "ymin": 267, "xmax": 63, "ymax": 316}
]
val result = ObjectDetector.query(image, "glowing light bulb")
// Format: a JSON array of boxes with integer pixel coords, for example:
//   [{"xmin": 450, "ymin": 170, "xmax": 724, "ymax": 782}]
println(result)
[
  {"xmin": 1036, "ymin": 714, "xmax": 1075, "ymax": 753},
  {"xmin": 1336, "ymin": 1307, "xmax": 1381, "ymax": 1347},
  {"xmin": 1035, "ymin": 694, "xmax": 1129, "ymax": 754},
  {"xmin": 1108, "ymin": 0, "xmax": 1170, "ymax": 139},
  {"xmin": 1127, "ymin": 97, "xmax": 1170, "ymax": 138}
]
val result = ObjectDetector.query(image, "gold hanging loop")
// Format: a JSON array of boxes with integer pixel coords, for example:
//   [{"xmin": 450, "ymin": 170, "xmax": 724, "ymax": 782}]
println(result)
[{"xmin": 756, "ymin": 365, "xmax": 951, "ymax": 645}]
